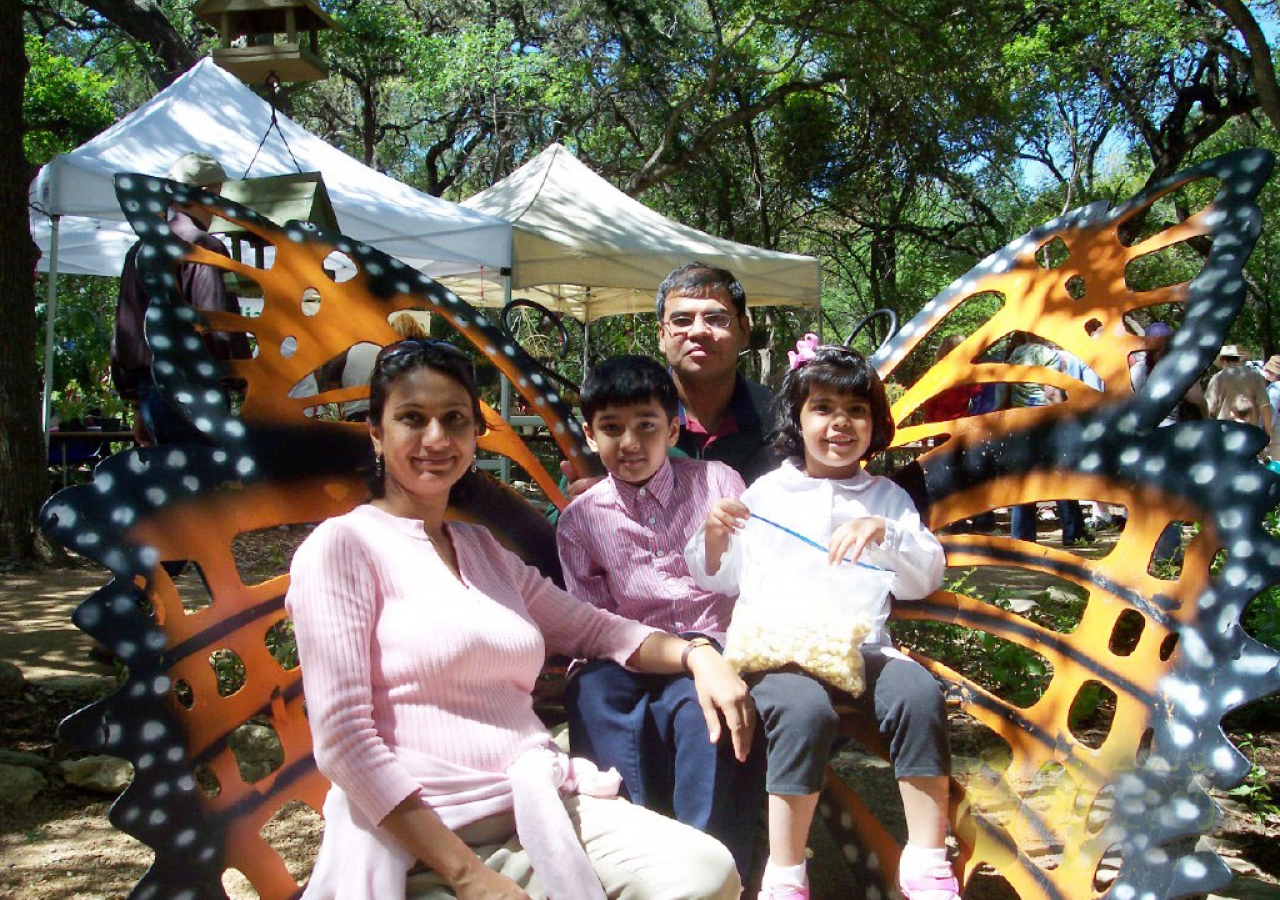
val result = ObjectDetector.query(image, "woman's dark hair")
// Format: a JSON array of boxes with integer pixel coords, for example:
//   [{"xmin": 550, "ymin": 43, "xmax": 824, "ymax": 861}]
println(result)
[
  {"xmin": 366, "ymin": 339, "xmax": 486, "ymax": 499},
  {"xmin": 770, "ymin": 344, "xmax": 895, "ymax": 461},
  {"xmin": 580, "ymin": 355, "xmax": 679, "ymax": 423}
]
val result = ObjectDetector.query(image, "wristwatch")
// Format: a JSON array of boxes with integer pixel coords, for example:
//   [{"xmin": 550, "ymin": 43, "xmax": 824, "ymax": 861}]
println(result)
[{"xmin": 680, "ymin": 637, "xmax": 716, "ymax": 673}]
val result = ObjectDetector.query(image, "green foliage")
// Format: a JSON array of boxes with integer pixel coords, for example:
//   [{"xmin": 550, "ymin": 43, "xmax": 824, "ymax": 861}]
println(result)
[
  {"xmin": 21, "ymin": 0, "xmax": 1280, "ymax": 437},
  {"xmin": 890, "ymin": 569, "xmax": 1090, "ymax": 709},
  {"xmin": 23, "ymin": 33, "xmax": 115, "ymax": 165},
  {"xmin": 265, "ymin": 618, "xmax": 299, "ymax": 671},
  {"xmin": 209, "ymin": 649, "xmax": 247, "ymax": 697},
  {"xmin": 1243, "ymin": 506, "xmax": 1280, "ymax": 653},
  {"xmin": 35, "ymin": 274, "xmax": 128, "ymax": 426},
  {"xmin": 1225, "ymin": 733, "xmax": 1280, "ymax": 821}
]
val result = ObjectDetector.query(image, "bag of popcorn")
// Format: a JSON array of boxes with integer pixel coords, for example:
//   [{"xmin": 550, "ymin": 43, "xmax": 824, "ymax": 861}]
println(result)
[{"xmin": 721, "ymin": 518, "xmax": 894, "ymax": 697}]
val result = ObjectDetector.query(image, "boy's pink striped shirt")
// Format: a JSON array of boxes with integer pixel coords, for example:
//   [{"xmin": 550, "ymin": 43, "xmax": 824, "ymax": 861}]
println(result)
[{"xmin": 556, "ymin": 457, "xmax": 746, "ymax": 643}]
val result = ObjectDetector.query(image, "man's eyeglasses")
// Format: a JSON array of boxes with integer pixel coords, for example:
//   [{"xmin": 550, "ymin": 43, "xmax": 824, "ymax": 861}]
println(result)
[{"xmin": 663, "ymin": 311, "xmax": 736, "ymax": 333}]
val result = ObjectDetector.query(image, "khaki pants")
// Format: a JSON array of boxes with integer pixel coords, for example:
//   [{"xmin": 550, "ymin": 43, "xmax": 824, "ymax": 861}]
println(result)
[{"xmin": 406, "ymin": 794, "xmax": 741, "ymax": 900}]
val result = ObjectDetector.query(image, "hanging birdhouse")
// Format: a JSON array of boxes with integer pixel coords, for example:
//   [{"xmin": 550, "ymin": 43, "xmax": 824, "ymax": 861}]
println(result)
[
  {"xmin": 210, "ymin": 171, "xmax": 340, "ymax": 297},
  {"xmin": 193, "ymin": 0, "xmax": 337, "ymax": 85}
]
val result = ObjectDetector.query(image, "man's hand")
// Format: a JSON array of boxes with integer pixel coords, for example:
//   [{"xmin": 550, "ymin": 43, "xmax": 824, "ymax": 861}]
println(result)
[
  {"xmin": 685, "ymin": 645, "xmax": 755, "ymax": 762},
  {"xmin": 559, "ymin": 459, "xmax": 604, "ymax": 503},
  {"xmin": 828, "ymin": 516, "xmax": 886, "ymax": 566},
  {"xmin": 704, "ymin": 497, "xmax": 749, "ymax": 574}
]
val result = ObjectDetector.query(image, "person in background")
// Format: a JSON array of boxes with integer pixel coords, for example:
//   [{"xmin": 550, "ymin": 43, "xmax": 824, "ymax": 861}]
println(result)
[
  {"xmin": 111, "ymin": 151, "xmax": 250, "ymax": 445},
  {"xmin": 1006, "ymin": 333, "xmax": 1089, "ymax": 544},
  {"xmin": 1263, "ymin": 355, "xmax": 1280, "ymax": 428},
  {"xmin": 920, "ymin": 334, "xmax": 985, "ymax": 533},
  {"xmin": 919, "ymin": 334, "xmax": 979, "ymax": 427},
  {"xmin": 339, "ymin": 312, "xmax": 430, "ymax": 422},
  {"xmin": 1214, "ymin": 344, "xmax": 1248, "ymax": 373},
  {"xmin": 1205, "ymin": 363, "xmax": 1279, "ymax": 462}
]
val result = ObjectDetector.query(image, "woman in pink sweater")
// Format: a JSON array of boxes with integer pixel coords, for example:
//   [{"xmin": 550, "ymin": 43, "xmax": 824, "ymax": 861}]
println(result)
[{"xmin": 286, "ymin": 339, "xmax": 752, "ymax": 900}]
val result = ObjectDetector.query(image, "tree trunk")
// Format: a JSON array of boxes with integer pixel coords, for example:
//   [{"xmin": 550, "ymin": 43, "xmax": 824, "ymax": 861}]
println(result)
[
  {"xmin": 1205, "ymin": 0, "xmax": 1280, "ymax": 136},
  {"xmin": 0, "ymin": 2, "xmax": 46, "ymax": 562}
]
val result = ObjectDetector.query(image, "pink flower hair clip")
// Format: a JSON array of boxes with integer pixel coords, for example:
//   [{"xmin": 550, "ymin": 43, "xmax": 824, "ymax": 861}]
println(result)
[{"xmin": 788, "ymin": 333, "xmax": 821, "ymax": 371}]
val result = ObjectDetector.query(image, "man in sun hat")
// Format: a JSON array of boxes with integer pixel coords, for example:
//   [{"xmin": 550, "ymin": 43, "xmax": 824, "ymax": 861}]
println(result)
[
  {"xmin": 111, "ymin": 151, "xmax": 250, "ymax": 445},
  {"xmin": 1214, "ymin": 343, "xmax": 1247, "ymax": 371}
]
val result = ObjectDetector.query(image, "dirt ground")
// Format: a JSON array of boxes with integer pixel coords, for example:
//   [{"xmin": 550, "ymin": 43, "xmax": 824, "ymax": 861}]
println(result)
[{"xmin": 1, "ymin": 523, "xmax": 1278, "ymax": 900}]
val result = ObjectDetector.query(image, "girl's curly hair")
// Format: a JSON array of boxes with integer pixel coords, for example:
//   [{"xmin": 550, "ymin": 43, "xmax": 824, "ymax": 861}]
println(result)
[{"xmin": 770, "ymin": 344, "xmax": 895, "ymax": 461}]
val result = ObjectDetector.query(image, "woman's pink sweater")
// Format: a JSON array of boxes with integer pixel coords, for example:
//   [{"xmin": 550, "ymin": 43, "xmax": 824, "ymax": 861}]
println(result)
[{"xmin": 286, "ymin": 503, "xmax": 655, "ymax": 829}]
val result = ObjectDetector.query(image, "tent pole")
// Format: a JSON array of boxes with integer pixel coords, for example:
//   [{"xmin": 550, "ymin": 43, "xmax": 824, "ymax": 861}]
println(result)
[
  {"xmin": 498, "ymin": 273, "xmax": 512, "ymax": 484},
  {"xmin": 582, "ymin": 314, "xmax": 589, "ymax": 374},
  {"xmin": 40, "ymin": 215, "xmax": 61, "ymax": 450}
]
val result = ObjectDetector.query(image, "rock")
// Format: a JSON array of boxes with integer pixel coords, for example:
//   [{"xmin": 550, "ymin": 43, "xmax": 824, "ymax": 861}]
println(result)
[
  {"xmin": 59, "ymin": 755, "xmax": 134, "ymax": 794},
  {"xmin": 0, "ymin": 763, "xmax": 47, "ymax": 806},
  {"xmin": 0, "ymin": 660, "xmax": 24, "ymax": 698},
  {"xmin": 228, "ymin": 722, "xmax": 284, "ymax": 783},
  {"xmin": 35, "ymin": 674, "xmax": 115, "ymax": 702},
  {"xmin": 0, "ymin": 749, "xmax": 50, "ymax": 770}
]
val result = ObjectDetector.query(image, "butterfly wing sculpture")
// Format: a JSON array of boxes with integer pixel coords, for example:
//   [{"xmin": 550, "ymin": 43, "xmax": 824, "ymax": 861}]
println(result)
[
  {"xmin": 816, "ymin": 148, "xmax": 1280, "ymax": 899},
  {"xmin": 40, "ymin": 150, "xmax": 1280, "ymax": 900},
  {"xmin": 41, "ymin": 173, "xmax": 599, "ymax": 900}
]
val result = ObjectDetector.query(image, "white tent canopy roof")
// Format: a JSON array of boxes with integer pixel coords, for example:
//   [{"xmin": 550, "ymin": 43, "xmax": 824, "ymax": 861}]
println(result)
[
  {"xmin": 31, "ymin": 58, "xmax": 511, "ymax": 278},
  {"xmin": 451, "ymin": 143, "xmax": 820, "ymax": 320}
]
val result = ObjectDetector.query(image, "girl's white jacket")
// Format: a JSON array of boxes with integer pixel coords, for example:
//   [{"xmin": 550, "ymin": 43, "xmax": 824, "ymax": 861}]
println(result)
[{"xmin": 685, "ymin": 458, "xmax": 946, "ymax": 647}]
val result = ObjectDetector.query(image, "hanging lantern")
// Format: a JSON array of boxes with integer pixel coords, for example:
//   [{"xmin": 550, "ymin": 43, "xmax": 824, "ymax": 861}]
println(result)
[{"xmin": 193, "ymin": 0, "xmax": 337, "ymax": 85}]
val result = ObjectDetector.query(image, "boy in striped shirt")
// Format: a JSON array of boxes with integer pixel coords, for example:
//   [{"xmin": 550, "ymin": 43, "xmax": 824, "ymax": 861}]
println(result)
[{"xmin": 557, "ymin": 354, "xmax": 763, "ymax": 880}]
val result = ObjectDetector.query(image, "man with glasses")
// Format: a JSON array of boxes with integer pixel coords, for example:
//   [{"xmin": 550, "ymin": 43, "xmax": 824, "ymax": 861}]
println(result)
[
  {"xmin": 656, "ymin": 262, "xmax": 780, "ymax": 485},
  {"xmin": 563, "ymin": 262, "xmax": 779, "ymax": 496}
]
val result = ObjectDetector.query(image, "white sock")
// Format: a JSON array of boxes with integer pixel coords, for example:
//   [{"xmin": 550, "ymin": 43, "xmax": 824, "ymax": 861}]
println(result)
[
  {"xmin": 898, "ymin": 843, "xmax": 948, "ymax": 878},
  {"xmin": 761, "ymin": 858, "xmax": 808, "ymax": 889}
]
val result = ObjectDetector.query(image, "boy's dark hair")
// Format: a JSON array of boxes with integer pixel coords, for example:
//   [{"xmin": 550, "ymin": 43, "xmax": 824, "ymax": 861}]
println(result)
[
  {"xmin": 771, "ymin": 345, "xmax": 895, "ymax": 461},
  {"xmin": 581, "ymin": 355, "xmax": 680, "ymax": 423},
  {"xmin": 655, "ymin": 262, "xmax": 747, "ymax": 319}
]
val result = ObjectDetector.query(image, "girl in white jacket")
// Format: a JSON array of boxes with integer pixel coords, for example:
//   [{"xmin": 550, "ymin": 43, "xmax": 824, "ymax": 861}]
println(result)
[{"xmin": 686, "ymin": 337, "xmax": 954, "ymax": 900}]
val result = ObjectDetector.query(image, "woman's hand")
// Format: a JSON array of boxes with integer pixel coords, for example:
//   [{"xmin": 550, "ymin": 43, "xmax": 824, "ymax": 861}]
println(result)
[
  {"xmin": 627, "ymin": 634, "xmax": 755, "ymax": 761},
  {"xmin": 381, "ymin": 795, "xmax": 530, "ymax": 899},
  {"xmin": 704, "ymin": 497, "xmax": 749, "ymax": 574},
  {"xmin": 451, "ymin": 862, "xmax": 533, "ymax": 900},
  {"xmin": 685, "ymin": 645, "xmax": 755, "ymax": 762},
  {"xmin": 829, "ymin": 516, "xmax": 886, "ymax": 566}
]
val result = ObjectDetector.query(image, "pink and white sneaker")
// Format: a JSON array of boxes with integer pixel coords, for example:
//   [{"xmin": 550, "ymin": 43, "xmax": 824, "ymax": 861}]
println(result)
[
  {"xmin": 758, "ymin": 886, "xmax": 809, "ymax": 900},
  {"xmin": 898, "ymin": 863, "xmax": 961, "ymax": 900}
]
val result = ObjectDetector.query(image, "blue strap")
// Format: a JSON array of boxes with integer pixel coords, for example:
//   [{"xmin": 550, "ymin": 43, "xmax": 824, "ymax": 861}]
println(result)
[{"xmin": 749, "ymin": 513, "xmax": 885, "ymax": 571}]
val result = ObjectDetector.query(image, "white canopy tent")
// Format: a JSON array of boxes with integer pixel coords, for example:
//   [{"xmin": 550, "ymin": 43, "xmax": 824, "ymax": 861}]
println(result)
[
  {"xmin": 31, "ymin": 58, "xmax": 512, "ymax": 432},
  {"xmin": 32, "ymin": 58, "xmax": 511, "ymax": 277},
  {"xmin": 449, "ymin": 143, "xmax": 821, "ymax": 322}
]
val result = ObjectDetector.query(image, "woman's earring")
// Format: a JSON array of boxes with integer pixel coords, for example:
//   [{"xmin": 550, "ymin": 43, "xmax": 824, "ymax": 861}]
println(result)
[
  {"xmin": 470, "ymin": 463, "xmax": 478, "ymax": 474},
  {"xmin": 375, "ymin": 454, "xmax": 385, "ymax": 478}
]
